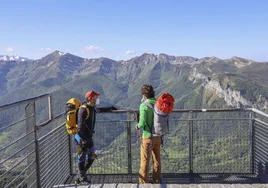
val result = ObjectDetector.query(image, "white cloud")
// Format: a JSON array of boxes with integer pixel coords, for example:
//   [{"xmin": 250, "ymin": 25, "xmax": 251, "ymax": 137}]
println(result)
[
  {"xmin": 125, "ymin": 50, "xmax": 136, "ymax": 55},
  {"xmin": 6, "ymin": 47, "xmax": 15, "ymax": 52},
  {"xmin": 81, "ymin": 46, "xmax": 103, "ymax": 54},
  {"xmin": 41, "ymin": 48, "xmax": 53, "ymax": 51}
]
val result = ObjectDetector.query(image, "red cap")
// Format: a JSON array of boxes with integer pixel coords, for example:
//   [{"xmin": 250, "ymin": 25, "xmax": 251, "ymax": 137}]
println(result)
[{"xmin": 85, "ymin": 90, "xmax": 100, "ymax": 100}]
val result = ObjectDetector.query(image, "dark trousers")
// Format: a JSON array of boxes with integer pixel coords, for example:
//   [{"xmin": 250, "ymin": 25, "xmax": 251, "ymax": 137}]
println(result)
[{"xmin": 74, "ymin": 134, "xmax": 95, "ymax": 175}]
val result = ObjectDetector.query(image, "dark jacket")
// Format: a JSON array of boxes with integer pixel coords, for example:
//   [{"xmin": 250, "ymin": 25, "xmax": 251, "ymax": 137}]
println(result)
[{"xmin": 77, "ymin": 104, "xmax": 96, "ymax": 141}]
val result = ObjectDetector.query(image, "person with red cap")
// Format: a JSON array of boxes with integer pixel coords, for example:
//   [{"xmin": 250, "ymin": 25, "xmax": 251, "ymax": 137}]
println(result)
[{"xmin": 74, "ymin": 90, "xmax": 100, "ymax": 184}]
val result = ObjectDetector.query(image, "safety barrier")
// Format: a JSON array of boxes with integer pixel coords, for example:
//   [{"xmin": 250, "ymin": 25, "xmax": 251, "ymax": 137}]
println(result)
[{"xmin": 0, "ymin": 94, "xmax": 267, "ymax": 187}]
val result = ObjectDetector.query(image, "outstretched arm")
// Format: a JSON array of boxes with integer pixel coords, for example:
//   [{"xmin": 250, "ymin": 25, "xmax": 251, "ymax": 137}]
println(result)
[{"xmin": 95, "ymin": 106, "xmax": 118, "ymax": 113}]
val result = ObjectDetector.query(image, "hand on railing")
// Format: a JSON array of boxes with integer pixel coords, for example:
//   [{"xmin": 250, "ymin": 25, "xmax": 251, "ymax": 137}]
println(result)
[
  {"xmin": 134, "ymin": 111, "xmax": 140, "ymax": 123},
  {"xmin": 136, "ymin": 124, "xmax": 142, "ymax": 139}
]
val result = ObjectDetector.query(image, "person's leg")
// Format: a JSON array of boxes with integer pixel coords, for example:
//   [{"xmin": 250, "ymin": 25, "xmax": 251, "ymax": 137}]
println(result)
[
  {"xmin": 139, "ymin": 138, "xmax": 151, "ymax": 184},
  {"xmin": 74, "ymin": 135, "xmax": 90, "ymax": 183},
  {"xmin": 75, "ymin": 151, "xmax": 87, "ymax": 183},
  {"xmin": 85, "ymin": 137, "xmax": 95, "ymax": 171},
  {"xmin": 85, "ymin": 150, "xmax": 94, "ymax": 171},
  {"xmin": 151, "ymin": 137, "xmax": 161, "ymax": 184}
]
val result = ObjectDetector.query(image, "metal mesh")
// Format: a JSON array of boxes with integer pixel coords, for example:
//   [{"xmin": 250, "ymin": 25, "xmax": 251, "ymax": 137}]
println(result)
[
  {"xmin": 192, "ymin": 111, "xmax": 252, "ymax": 173},
  {"xmin": 130, "ymin": 120, "xmax": 141, "ymax": 174},
  {"xmin": 192, "ymin": 113, "xmax": 252, "ymax": 173},
  {"xmin": 130, "ymin": 120, "xmax": 190, "ymax": 174},
  {"xmin": 71, "ymin": 119, "xmax": 129, "ymax": 175},
  {"xmin": 254, "ymin": 113, "xmax": 268, "ymax": 179},
  {"xmin": 161, "ymin": 120, "xmax": 190, "ymax": 173}
]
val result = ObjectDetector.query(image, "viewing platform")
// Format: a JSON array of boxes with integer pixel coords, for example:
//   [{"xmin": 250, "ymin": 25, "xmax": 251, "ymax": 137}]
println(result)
[{"xmin": 0, "ymin": 93, "xmax": 268, "ymax": 188}]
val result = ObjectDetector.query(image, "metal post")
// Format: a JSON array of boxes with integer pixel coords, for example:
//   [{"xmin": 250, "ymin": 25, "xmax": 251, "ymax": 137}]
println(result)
[
  {"xmin": 127, "ymin": 111, "xmax": 132, "ymax": 183},
  {"xmin": 34, "ymin": 129, "xmax": 41, "ymax": 188},
  {"xmin": 48, "ymin": 95, "xmax": 53, "ymax": 120},
  {"xmin": 250, "ymin": 112, "xmax": 255, "ymax": 175},
  {"xmin": 68, "ymin": 135, "xmax": 73, "ymax": 176},
  {"xmin": 25, "ymin": 101, "xmax": 40, "ymax": 188},
  {"xmin": 189, "ymin": 111, "xmax": 194, "ymax": 177}
]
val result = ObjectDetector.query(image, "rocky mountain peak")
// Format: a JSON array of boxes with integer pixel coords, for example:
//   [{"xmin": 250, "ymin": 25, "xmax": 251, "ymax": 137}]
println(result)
[
  {"xmin": 199, "ymin": 56, "xmax": 222, "ymax": 63},
  {"xmin": 0, "ymin": 55, "xmax": 28, "ymax": 62},
  {"xmin": 134, "ymin": 53, "xmax": 157, "ymax": 65},
  {"xmin": 230, "ymin": 56, "xmax": 254, "ymax": 68},
  {"xmin": 43, "ymin": 50, "xmax": 66, "ymax": 59},
  {"xmin": 158, "ymin": 54, "xmax": 198, "ymax": 64}
]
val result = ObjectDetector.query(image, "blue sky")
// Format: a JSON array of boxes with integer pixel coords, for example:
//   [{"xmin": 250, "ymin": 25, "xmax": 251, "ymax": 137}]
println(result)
[{"xmin": 0, "ymin": 0, "xmax": 268, "ymax": 61}]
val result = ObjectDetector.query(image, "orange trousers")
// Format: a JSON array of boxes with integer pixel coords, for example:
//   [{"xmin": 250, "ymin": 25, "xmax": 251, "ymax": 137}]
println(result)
[{"xmin": 139, "ymin": 136, "xmax": 161, "ymax": 184}]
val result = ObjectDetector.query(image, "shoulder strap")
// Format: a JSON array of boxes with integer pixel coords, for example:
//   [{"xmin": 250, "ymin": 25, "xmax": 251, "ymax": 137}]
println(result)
[
  {"xmin": 143, "ymin": 100, "xmax": 154, "ymax": 109},
  {"xmin": 142, "ymin": 100, "xmax": 154, "ymax": 133},
  {"xmin": 80, "ymin": 105, "xmax": 90, "ymax": 120},
  {"xmin": 143, "ymin": 100, "xmax": 168, "ymax": 117}
]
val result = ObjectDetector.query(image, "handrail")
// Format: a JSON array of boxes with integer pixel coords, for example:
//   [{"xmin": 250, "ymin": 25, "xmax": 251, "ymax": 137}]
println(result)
[
  {"xmin": 248, "ymin": 108, "xmax": 268, "ymax": 118},
  {"xmin": 34, "ymin": 108, "xmax": 262, "ymax": 129},
  {"xmin": 1, "ymin": 93, "xmax": 266, "ymax": 116},
  {"xmin": 109, "ymin": 108, "xmax": 247, "ymax": 113},
  {"xmin": 0, "ymin": 93, "xmax": 52, "ymax": 110}
]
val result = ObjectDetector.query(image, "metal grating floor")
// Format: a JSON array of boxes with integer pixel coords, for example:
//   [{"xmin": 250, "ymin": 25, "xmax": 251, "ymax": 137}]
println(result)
[{"xmin": 64, "ymin": 174, "xmax": 263, "ymax": 184}]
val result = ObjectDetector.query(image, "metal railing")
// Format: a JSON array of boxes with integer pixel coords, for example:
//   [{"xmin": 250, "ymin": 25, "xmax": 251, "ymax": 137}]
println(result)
[
  {"xmin": 0, "ymin": 93, "xmax": 54, "ymax": 188},
  {"xmin": 0, "ymin": 94, "xmax": 268, "ymax": 187}
]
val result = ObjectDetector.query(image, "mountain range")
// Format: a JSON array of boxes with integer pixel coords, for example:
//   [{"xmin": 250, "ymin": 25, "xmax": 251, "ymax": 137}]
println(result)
[
  {"xmin": 1, "ymin": 51, "xmax": 268, "ymax": 181},
  {"xmin": 0, "ymin": 55, "xmax": 28, "ymax": 62},
  {"xmin": 0, "ymin": 50, "xmax": 267, "ymax": 114}
]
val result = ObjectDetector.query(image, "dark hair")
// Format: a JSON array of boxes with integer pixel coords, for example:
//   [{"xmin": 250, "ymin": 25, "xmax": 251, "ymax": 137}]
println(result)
[{"xmin": 141, "ymin": 84, "xmax": 155, "ymax": 98}]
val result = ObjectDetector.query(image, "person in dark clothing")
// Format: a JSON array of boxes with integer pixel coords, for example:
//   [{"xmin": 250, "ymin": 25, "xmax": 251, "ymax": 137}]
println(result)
[{"xmin": 74, "ymin": 90, "xmax": 100, "ymax": 184}]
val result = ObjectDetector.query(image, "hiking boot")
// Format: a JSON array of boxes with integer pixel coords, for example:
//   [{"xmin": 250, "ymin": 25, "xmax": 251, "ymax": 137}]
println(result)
[{"xmin": 75, "ymin": 174, "xmax": 91, "ymax": 184}]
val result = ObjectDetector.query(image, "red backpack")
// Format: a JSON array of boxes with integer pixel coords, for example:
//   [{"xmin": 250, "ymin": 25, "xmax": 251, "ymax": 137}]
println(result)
[
  {"xmin": 143, "ymin": 92, "xmax": 175, "ymax": 136},
  {"xmin": 155, "ymin": 92, "xmax": 174, "ymax": 114}
]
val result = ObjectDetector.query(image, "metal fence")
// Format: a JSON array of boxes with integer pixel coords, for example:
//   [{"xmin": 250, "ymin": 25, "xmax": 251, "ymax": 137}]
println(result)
[{"xmin": 0, "ymin": 94, "xmax": 268, "ymax": 187}]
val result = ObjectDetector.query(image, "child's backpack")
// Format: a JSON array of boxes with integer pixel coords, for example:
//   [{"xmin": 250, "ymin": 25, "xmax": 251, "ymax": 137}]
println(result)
[
  {"xmin": 143, "ymin": 92, "xmax": 175, "ymax": 136},
  {"xmin": 65, "ymin": 98, "xmax": 89, "ymax": 135}
]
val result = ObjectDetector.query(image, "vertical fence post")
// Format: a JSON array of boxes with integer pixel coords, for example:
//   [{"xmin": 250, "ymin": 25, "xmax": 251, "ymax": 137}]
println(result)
[
  {"xmin": 68, "ymin": 135, "xmax": 73, "ymax": 177},
  {"xmin": 34, "ymin": 125, "xmax": 41, "ymax": 188},
  {"xmin": 48, "ymin": 95, "xmax": 53, "ymax": 120},
  {"xmin": 127, "ymin": 111, "xmax": 132, "ymax": 183},
  {"xmin": 189, "ymin": 111, "xmax": 194, "ymax": 176},
  {"xmin": 250, "ymin": 111, "xmax": 255, "ymax": 175},
  {"xmin": 25, "ymin": 101, "xmax": 40, "ymax": 188}
]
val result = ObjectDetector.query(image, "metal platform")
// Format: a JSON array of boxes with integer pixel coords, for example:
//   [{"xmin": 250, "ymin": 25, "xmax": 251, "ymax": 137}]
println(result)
[
  {"xmin": 1, "ymin": 94, "xmax": 268, "ymax": 188},
  {"xmin": 53, "ymin": 183, "xmax": 268, "ymax": 188},
  {"xmin": 62, "ymin": 174, "xmax": 263, "ymax": 184}
]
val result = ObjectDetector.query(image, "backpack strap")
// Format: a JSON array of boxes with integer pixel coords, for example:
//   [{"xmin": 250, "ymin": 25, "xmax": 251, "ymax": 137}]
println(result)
[
  {"xmin": 143, "ymin": 101, "xmax": 168, "ymax": 117},
  {"xmin": 142, "ymin": 100, "xmax": 154, "ymax": 134},
  {"xmin": 80, "ymin": 105, "xmax": 90, "ymax": 120},
  {"xmin": 143, "ymin": 100, "xmax": 168, "ymax": 147},
  {"xmin": 142, "ymin": 100, "xmax": 154, "ymax": 149},
  {"xmin": 143, "ymin": 100, "xmax": 154, "ymax": 109}
]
